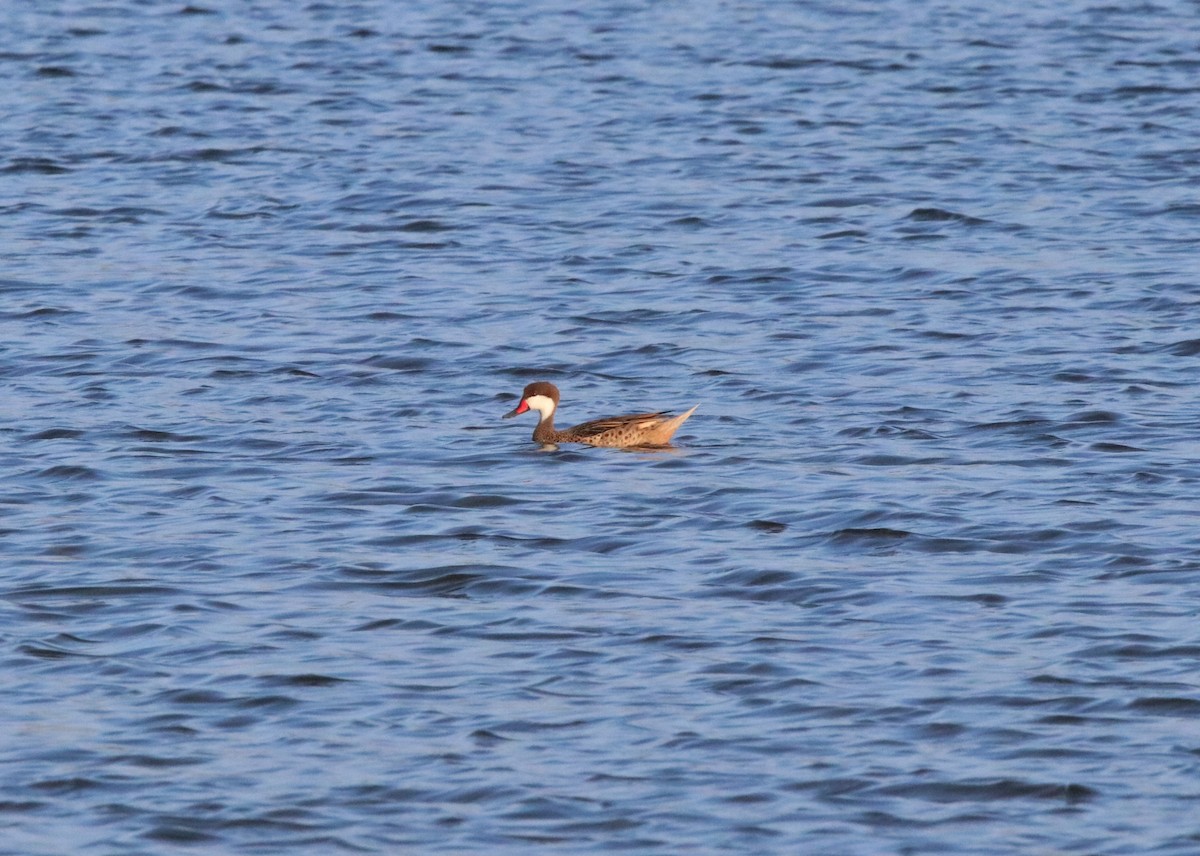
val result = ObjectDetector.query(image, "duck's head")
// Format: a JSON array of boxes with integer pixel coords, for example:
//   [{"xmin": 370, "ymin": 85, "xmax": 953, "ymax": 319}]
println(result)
[{"xmin": 503, "ymin": 381, "xmax": 560, "ymax": 422}]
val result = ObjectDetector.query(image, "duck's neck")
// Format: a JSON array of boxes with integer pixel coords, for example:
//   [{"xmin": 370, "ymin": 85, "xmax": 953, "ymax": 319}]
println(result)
[{"xmin": 532, "ymin": 412, "xmax": 559, "ymax": 444}]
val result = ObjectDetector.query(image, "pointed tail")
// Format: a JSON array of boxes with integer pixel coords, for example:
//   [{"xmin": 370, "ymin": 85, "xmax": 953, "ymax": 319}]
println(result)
[{"xmin": 659, "ymin": 403, "xmax": 699, "ymax": 442}]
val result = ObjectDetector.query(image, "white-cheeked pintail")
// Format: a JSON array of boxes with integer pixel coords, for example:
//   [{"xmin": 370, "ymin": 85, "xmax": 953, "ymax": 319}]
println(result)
[{"xmin": 503, "ymin": 381, "xmax": 698, "ymax": 448}]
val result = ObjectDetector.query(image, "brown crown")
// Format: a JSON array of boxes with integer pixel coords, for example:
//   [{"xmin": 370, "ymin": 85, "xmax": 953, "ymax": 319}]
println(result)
[{"xmin": 520, "ymin": 381, "xmax": 560, "ymax": 404}]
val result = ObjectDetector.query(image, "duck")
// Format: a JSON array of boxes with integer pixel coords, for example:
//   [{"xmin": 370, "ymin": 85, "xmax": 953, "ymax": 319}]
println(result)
[{"xmin": 503, "ymin": 381, "xmax": 697, "ymax": 448}]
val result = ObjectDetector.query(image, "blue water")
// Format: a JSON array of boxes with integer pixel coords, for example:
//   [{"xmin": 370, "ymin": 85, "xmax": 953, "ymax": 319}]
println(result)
[{"xmin": 3, "ymin": 1, "xmax": 1200, "ymax": 853}]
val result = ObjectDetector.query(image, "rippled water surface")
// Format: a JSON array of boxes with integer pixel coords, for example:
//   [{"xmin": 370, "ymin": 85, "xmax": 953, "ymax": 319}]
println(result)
[{"xmin": 4, "ymin": 1, "xmax": 1200, "ymax": 853}]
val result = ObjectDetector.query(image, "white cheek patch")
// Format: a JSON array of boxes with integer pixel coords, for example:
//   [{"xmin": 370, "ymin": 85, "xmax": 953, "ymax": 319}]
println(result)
[{"xmin": 524, "ymin": 394, "xmax": 556, "ymax": 422}]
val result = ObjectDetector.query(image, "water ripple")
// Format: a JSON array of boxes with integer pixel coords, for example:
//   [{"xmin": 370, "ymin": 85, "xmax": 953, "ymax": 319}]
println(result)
[{"xmin": 2, "ymin": 0, "xmax": 1199, "ymax": 853}]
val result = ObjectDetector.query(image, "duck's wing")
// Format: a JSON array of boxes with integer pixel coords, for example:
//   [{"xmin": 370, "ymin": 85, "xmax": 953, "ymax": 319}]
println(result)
[{"xmin": 567, "ymin": 411, "xmax": 671, "ymax": 438}]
